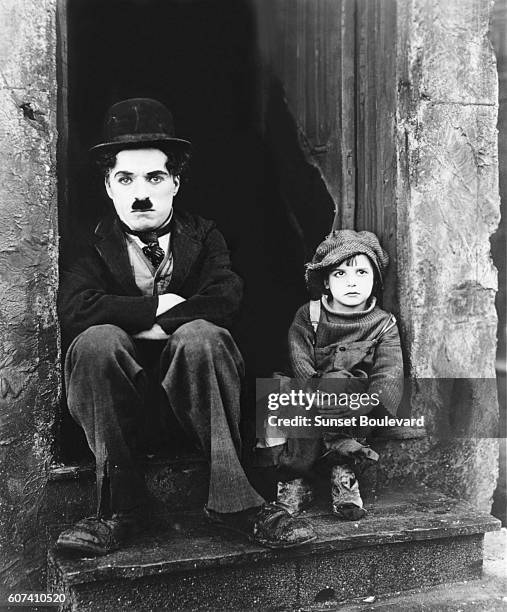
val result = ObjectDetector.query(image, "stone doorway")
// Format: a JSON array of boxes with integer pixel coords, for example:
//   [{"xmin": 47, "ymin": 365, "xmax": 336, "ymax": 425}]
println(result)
[
  {"xmin": 57, "ymin": 0, "xmax": 335, "ymax": 461},
  {"xmin": 0, "ymin": 0, "xmax": 501, "ymax": 592}
]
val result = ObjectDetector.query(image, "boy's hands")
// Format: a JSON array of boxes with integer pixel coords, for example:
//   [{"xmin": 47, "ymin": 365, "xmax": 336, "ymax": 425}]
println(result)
[
  {"xmin": 315, "ymin": 396, "xmax": 359, "ymax": 418},
  {"xmin": 315, "ymin": 398, "xmax": 373, "ymax": 418},
  {"xmin": 312, "ymin": 370, "xmax": 371, "ymax": 418}
]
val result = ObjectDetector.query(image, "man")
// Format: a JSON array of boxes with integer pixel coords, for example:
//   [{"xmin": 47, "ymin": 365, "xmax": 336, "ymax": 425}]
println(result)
[{"xmin": 56, "ymin": 98, "xmax": 315, "ymax": 555}]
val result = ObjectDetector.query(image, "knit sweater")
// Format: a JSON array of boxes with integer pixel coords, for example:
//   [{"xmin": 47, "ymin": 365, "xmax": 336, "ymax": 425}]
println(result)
[{"xmin": 288, "ymin": 297, "xmax": 404, "ymax": 416}]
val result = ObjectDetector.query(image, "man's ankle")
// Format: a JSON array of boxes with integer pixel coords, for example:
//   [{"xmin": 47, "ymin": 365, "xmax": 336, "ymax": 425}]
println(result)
[
  {"xmin": 207, "ymin": 505, "xmax": 261, "ymax": 523},
  {"xmin": 246, "ymin": 465, "xmax": 279, "ymax": 501}
]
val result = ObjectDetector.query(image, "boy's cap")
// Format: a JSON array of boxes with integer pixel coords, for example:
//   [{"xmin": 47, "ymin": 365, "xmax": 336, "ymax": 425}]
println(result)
[{"xmin": 305, "ymin": 230, "xmax": 389, "ymax": 295}]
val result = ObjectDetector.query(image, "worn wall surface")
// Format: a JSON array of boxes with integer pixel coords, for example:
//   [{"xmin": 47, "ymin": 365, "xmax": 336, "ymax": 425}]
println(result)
[
  {"xmin": 394, "ymin": 0, "xmax": 500, "ymax": 509},
  {"xmin": 0, "ymin": 0, "xmax": 59, "ymax": 589},
  {"xmin": 490, "ymin": 0, "xmax": 507, "ymax": 525}
]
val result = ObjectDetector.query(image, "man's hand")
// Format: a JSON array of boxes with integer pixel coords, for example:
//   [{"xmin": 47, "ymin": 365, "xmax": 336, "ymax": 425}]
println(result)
[
  {"xmin": 132, "ymin": 323, "xmax": 170, "ymax": 340},
  {"xmin": 156, "ymin": 293, "xmax": 186, "ymax": 317},
  {"xmin": 133, "ymin": 294, "xmax": 186, "ymax": 340}
]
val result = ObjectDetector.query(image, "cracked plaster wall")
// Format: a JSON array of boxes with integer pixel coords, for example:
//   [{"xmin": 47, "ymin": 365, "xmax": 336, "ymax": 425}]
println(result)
[
  {"xmin": 0, "ymin": 0, "xmax": 59, "ymax": 589},
  {"xmin": 393, "ymin": 0, "xmax": 500, "ymax": 509}
]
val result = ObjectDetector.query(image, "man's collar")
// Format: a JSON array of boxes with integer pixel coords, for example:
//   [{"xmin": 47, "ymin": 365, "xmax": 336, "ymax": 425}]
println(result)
[
  {"xmin": 94, "ymin": 209, "xmax": 196, "ymax": 242},
  {"xmin": 93, "ymin": 208, "xmax": 205, "ymax": 293},
  {"xmin": 120, "ymin": 209, "xmax": 174, "ymax": 239}
]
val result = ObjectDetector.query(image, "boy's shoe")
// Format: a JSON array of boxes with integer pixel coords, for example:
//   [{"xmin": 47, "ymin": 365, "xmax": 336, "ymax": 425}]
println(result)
[
  {"xmin": 204, "ymin": 502, "xmax": 317, "ymax": 549},
  {"xmin": 277, "ymin": 478, "xmax": 314, "ymax": 515},
  {"xmin": 331, "ymin": 464, "xmax": 367, "ymax": 521},
  {"xmin": 55, "ymin": 513, "xmax": 141, "ymax": 556}
]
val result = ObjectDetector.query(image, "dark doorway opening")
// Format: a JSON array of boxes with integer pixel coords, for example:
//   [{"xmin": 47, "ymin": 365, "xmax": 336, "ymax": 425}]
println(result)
[{"xmin": 59, "ymin": 0, "xmax": 326, "ymax": 461}]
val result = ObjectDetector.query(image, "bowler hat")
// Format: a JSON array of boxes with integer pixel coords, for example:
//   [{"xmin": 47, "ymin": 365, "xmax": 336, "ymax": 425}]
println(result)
[{"xmin": 89, "ymin": 98, "xmax": 191, "ymax": 155}]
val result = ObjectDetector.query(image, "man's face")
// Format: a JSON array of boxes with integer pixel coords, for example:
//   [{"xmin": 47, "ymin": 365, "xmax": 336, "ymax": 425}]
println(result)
[
  {"xmin": 324, "ymin": 254, "xmax": 375, "ymax": 312},
  {"xmin": 105, "ymin": 148, "xmax": 180, "ymax": 232}
]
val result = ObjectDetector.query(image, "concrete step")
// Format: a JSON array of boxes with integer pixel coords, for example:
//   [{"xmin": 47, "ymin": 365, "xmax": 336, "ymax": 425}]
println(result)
[
  {"xmin": 40, "ymin": 453, "xmax": 210, "ymax": 575},
  {"xmin": 47, "ymin": 486, "xmax": 500, "ymax": 611},
  {"xmin": 306, "ymin": 529, "xmax": 507, "ymax": 611},
  {"xmin": 43, "ymin": 454, "xmax": 209, "ymax": 525},
  {"xmin": 42, "ymin": 428, "xmax": 426, "ymax": 528}
]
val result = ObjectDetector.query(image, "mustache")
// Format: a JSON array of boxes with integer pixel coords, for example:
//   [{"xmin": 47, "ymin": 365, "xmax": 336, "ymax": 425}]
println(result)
[{"xmin": 131, "ymin": 198, "xmax": 154, "ymax": 211}]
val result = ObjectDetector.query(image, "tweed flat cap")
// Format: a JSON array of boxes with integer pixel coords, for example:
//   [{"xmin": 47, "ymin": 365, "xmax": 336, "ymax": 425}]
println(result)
[{"xmin": 305, "ymin": 230, "xmax": 389, "ymax": 296}]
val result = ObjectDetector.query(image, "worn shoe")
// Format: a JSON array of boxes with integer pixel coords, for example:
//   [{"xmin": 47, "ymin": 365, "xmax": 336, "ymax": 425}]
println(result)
[
  {"xmin": 205, "ymin": 502, "xmax": 317, "ymax": 549},
  {"xmin": 331, "ymin": 464, "xmax": 367, "ymax": 520},
  {"xmin": 55, "ymin": 514, "xmax": 140, "ymax": 555}
]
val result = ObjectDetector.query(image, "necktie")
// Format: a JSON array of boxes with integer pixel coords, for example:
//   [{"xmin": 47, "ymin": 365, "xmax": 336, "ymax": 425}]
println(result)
[
  {"xmin": 137, "ymin": 231, "xmax": 165, "ymax": 269},
  {"xmin": 120, "ymin": 209, "xmax": 173, "ymax": 269}
]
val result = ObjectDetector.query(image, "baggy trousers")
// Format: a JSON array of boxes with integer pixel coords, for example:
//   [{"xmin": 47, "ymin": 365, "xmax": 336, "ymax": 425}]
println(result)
[{"xmin": 65, "ymin": 320, "xmax": 265, "ymax": 516}]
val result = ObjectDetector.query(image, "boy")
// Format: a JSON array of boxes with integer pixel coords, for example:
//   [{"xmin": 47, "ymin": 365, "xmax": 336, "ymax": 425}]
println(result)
[{"xmin": 257, "ymin": 230, "xmax": 403, "ymax": 519}]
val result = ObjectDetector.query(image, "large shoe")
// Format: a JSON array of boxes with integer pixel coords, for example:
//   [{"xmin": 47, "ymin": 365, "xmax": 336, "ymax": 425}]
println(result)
[
  {"xmin": 331, "ymin": 464, "xmax": 367, "ymax": 521},
  {"xmin": 55, "ymin": 514, "xmax": 140, "ymax": 556},
  {"xmin": 205, "ymin": 502, "xmax": 317, "ymax": 549}
]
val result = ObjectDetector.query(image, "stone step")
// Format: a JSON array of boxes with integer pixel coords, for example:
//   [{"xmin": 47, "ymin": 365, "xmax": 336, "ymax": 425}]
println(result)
[
  {"xmin": 42, "ymin": 429, "xmax": 427, "ymax": 527},
  {"xmin": 40, "ymin": 454, "xmax": 210, "ymax": 572},
  {"xmin": 43, "ymin": 454, "xmax": 210, "ymax": 527},
  {"xmin": 47, "ymin": 486, "xmax": 500, "ymax": 611}
]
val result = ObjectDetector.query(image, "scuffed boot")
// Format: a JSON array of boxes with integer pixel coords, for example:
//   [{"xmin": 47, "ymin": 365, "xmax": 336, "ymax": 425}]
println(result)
[
  {"xmin": 56, "ymin": 512, "xmax": 142, "ymax": 556},
  {"xmin": 204, "ymin": 502, "xmax": 317, "ymax": 549},
  {"xmin": 277, "ymin": 478, "xmax": 314, "ymax": 515},
  {"xmin": 331, "ymin": 464, "xmax": 366, "ymax": 520}
]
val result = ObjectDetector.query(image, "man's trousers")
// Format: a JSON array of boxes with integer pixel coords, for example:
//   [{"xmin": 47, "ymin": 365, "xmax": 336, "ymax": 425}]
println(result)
[{"xmin": 65, "ymin": 320, "xmax": 265, "ymax": 516}]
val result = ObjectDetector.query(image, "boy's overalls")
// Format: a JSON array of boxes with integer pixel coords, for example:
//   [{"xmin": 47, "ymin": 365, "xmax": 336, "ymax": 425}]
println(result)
[{"xmin": 256, "ymin": 299, "xmax": 396, "ymax": 517}]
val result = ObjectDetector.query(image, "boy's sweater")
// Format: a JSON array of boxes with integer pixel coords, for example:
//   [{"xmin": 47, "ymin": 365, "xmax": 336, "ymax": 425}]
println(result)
[{"xmin": 288, "ymin": 298, "xmax": 404, "ymax": 416}]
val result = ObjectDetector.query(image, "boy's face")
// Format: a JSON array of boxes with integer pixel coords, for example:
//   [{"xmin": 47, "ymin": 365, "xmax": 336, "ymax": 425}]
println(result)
[{"xmin": 324, "ymin": 254, "xmax": 375, "ymax": 312}]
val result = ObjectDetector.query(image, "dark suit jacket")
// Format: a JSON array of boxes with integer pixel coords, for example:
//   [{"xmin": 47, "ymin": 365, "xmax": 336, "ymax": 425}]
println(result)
[{"xmin": 58, "ymin": 210, "xmax": 243, "ymax": 343}]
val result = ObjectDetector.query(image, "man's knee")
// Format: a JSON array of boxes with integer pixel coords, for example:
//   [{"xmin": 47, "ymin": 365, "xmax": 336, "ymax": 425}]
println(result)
[
  {"xmin": 69, "ymin": 324, "xmax": 134, "ymax": 361},
  {"xmin": 172, "ymin": 319, "xmax": 232, "ymax": 350},
  {"xmin": 166, "ymin": 320, "xmax": 244, "ymax": 368}
]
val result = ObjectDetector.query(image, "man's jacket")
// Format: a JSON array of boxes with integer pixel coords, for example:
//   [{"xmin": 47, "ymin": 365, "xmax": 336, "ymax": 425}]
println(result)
[{"xmin": 59, "ymin": 209, "xmax": 243, "ymax": 343}]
